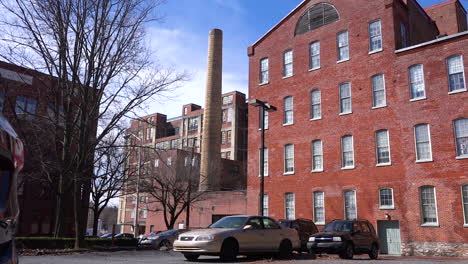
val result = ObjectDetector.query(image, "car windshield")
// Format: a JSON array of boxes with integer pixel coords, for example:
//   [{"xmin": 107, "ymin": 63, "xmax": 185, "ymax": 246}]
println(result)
[
  {"xmin": 209, "ymin": 216, "xmax": 248, "ymax": 228},
  {"xmin": 322, "ymin": 221, "xmax": 353, "ymax": 232}
]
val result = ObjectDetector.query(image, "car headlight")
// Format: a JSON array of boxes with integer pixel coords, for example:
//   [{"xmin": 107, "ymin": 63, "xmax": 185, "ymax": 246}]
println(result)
[
  {"xmin": 308, "ymin": 237, "xmax": 315, "ymax": 242},
  {"xmin": 195, "ymin": 235, "xmax": 217, "ymax": 241},
  {"xmin": 332, "ymin": 237, "xmax": 342, "ymax": 242}
]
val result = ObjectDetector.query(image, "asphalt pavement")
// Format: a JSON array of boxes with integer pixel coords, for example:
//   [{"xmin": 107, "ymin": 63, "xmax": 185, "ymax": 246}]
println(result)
[{"xmin": 19, "ymin": 250, "xmax": 468, "ymax": 264}]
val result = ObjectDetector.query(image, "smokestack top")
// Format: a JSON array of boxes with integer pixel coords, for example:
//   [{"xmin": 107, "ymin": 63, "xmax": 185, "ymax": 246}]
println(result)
[{"xmin": 209, "ymin": 28, "xmax": 223, "ymax": 36}]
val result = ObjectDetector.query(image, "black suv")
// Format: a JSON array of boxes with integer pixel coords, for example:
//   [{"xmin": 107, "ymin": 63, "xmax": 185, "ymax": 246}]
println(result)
[
  {"xmin": 307, "ymin": 220, "xmax": 379, "ymax": 259},
  {"xmin": 279, "ymin": 218, "xmax": 318, "ymax": 251}
]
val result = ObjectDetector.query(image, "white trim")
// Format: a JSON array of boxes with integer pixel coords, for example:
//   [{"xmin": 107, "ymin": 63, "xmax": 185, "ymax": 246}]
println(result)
[
  {"xmin": 461, "ymin": 184, "xmax": 468, "ymax": 226},
  {"xmin": 456, "ymin": 156, "xmax": 468, "ymax": 160},
  {"xmin": 283, "ymin": 49, "xmax": 294, "ymax": 78},
  {"xmin": 343, "ymin": 190, "xmax": 357, "ymax": 220},
  {"xmin": 395, "ymin": 31, "xmax": 468, "ymax": 53},
  {"xmin": 310, "ymin": 89, "xmax": 322, "ymax": 120},
  {"xmin": 339, "ymin": 82, "xmax": 352, "ymax": 115},
  {"xmin": 341, "ymin": 135, "xmax": 355, "ymax": 169},
  {"xmin": 378, "ymin": 188, "xmax": 395, "ymax": 210},
  {"xmin": 284, "ymin": 144, "xmax": 295, "ymax": 174},
  {"xmin": 414, "ymin": 124, "xmax": 433, "ymax": 162},
  {"xmin": 283, "ymin": 123, "xmax": 294, "ymax": 127},
  {"xmin": 282, "ymin": 75, "xmax": 294, "ymax": 80},
  {"xmin": 454, "ymin": 118, "xmax": 468, "ymax": 158},
  {"xmin": 310, "ymin": 118, "xmax": 322, "ymax": 121},
  {"xmin": 283, "ymin": 172, "xmax": 295, "ymax": 175},
  {"xmin": 368, "ymin": 19, "xmax": 383, "ymax": 53},
  {"xmin": 375, "ymin": 129, "xmax": 391, "ymax": 166},
  {"xmin": 446, "ymin": 54, "xmax": 466, "ymax": 93},
  {"xmin": 283, "ymin": 96, "xmax": 294, "ymax": 125},
  {"xmin": 313, "ymin": 191, "xmax": 325, "ymax": 225},
  {"xmin": 339, "ymin": 112, "xmax": 353, "ymax": 116},
  {"xmin": 372, "ymin": 74, "xmax": 387, "ymax": 108},
  {"xmin": 285, "ymin": 192, "xmax": 296, "ymax": 220},
  {"xmin": 368, "ymin": 49, "xmax": 383, "ymax": 55},
  {"xmin": 419, "ymin": 186, "xmax": 439, "ymax": 226},
  {"xmin": 409, "ymin": 64, "xmax": 426, "ymax": 100},
  {"xmin": 258, "ymin": 147, "xmax": 269, "ymax": 177},
  {"xmin": 309, "ymin": 67, "xmax": 321, "ymax": 71},
  {"xmin": 337, "ymin": 58, "xmax": 350, "ymax": 64},
  {"xmin": 312, "ymin": 139, "xmax": 323, "ymax": 172},
  {"xmin": 337, "ymin": 30, "xmax": 350, "ymax": 62},
  {"xmin": 309, "ymin": 41, "xmax": 321, "ymax": 70},
  {"xmin": 258, "ymin": 82, "xmax": 270, "ymax": 86}
]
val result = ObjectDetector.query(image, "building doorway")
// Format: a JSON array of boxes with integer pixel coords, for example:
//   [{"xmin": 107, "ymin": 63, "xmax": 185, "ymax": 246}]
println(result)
[{"xmin": 377, "ymin": 220, "xmax": 401, "ymax": 255}]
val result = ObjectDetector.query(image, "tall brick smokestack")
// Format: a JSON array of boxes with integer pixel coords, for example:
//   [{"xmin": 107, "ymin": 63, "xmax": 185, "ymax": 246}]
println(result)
[{"xmin": 199, "ymin": 29, "xmax": 223, "ymax": 191}]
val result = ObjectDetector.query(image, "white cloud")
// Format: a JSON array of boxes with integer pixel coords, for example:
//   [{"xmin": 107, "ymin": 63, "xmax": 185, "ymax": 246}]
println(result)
[{"xmin": 212, "ymin": 0, "xmax": 245, "ymax": 14}]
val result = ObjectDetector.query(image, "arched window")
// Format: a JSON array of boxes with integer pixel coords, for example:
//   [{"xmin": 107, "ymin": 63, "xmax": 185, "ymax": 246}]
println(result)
[{"xmin": 295, "ymin": 3, "xmax": 339, "ymax": 36}]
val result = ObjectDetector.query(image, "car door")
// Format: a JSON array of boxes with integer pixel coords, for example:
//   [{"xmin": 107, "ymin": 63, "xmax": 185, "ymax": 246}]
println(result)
[
  {"xmin": 351, "ymin": 222, "xmax": 367, "ymax": 251},
  {"xmin": 262, "ymin": 217, "xmax": 284, "ymax": 251},
  {"xmin": 236, "ymin": 217, "xmax": 267, "ymax": 253}
]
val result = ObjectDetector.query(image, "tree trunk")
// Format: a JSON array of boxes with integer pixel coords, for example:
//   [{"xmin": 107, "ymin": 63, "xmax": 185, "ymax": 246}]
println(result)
[
  {"xmin": 92, "ymin": 205, "xmax": 100, "ymax": 237},
  {"xmin": 74, "ymin": 175, "xmax": 83, "ymax": 249},
  {"xmin": 53, "ymin": 193, "xmax": 64, "ymax": 237}
]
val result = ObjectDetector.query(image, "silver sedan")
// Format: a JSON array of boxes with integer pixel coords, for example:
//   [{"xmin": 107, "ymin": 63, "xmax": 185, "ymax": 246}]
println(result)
[{"xmin": 173, "ymin": 215, "xmax": 300, "ymax": 262}]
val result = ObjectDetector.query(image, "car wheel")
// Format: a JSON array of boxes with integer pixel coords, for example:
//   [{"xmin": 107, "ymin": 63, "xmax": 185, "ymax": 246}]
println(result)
[
  {"xmin": 368, "ymin": 243, "xmax": 379, "ymax": 260},
  {"xmin": 277, "ymin": 239, "xmax": 293, "ymax": 259},
  {"xmin": 184, "ymin": 253, "xmax": 200, "ymax": 261},
  {"xmin": 159, "ymin": 239, "xmax": 172, "ymax": 250},
  {"xmin": 339, "ymin": 243, "xmax": 354, "ymax": 259},
  {"xmin": 219, "ymin": 238, "xmax": 238, "ymax": 262},
  {"xmin": 308, "ymin": 249, "xmax": 317, "ymax": 259}
]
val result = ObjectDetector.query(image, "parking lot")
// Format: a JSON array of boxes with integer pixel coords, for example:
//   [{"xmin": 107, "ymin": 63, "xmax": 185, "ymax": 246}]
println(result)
[{"xmin": 19, "ymin": 250, "xmax": 468, "ymax": 264}]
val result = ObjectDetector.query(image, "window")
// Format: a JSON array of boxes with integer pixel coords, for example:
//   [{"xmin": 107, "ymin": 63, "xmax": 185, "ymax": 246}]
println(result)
[
  {"xmin": 223, "ymin": 95, "xmax": 233, "ymax": 105},
  {"xmin": 372, "ymin": 74, "xmax": 386, "ymax": 107},
  {"xmin": 167, "ymin": 157, "xmax": 172, "ymax": 166},
  {"xmin": 454, "ymin": 118, "xmax": 468, "ymax": 158},
  {"xmin": 0, "ymin": 93, "xmax": 4, "ymax": 112},
  {"xmin": 188, "ymin": 117, "xmax": 198, "ymax": 131},
  {"xmin": 344, "ymin": 190, "xmax": 357, "ymax": 220},
  {"xmin": 414, "ymin": 124, "xmax": 432, "ymax": 161},
  {"xmin": 258, "ymin": 109, "xmax": 269, "ymax": 129},
  {"xmin": 313, "ymin": 191, "xmax": 325, "ymax": 224},
  {"xmin": 226, "ymin": 130, "xmax": 231, "ymax": 144},
  {"xmin": 222, "ymin": 109, "xmax": 232, "ymax": 123},
  {"xmin": 447, "ymin": 55, "xmax": 466, "ymax": 92},
  {"xmin": 401, "ymin": 23, "xmax": 407, "ymax": 48},
  {"xmin": 260, "ymin": 58, "xmax": 269, "ymax": 84},
  {"xmin": 263, "ymin": 194, "xmax": 269, "ymax": 216},
  {"xmin": 379, "ymin": 188, "xmax": 394, "ymax": 209},
  {"xmin": 259, "ymin": 148, "xmax": 268, "ymax": 176},
  {"xmin": 420, "ymin": 186, "xmax": 438, "ymax": 225},
  {"xmin": 310, "ymin": 90, "xmax": 321, "ymax": 120},
  {"xmin": 146, "ymin": 127, "xmax": 153, "ymax": 140},
  {"xmin": 462, "ymin": 185, "xmax": 468, "ymax": 225},
  {"xmin": 226, "ymin": 151, "xmax": 231, "ymax": 160},
  {"xmin": 341, "ymin": 136, "xmax": 354, "ymax": 168},
  {"xmin": 309, "ymin": 41, "xmax": 320, "ymax": 70},
  {"xmin": 283, "ymin": 50, "xmax": 293, "ymax": 77},
  {"xmin": 284, "ymin": 144, "xmax": 294, "ymax": 174},
  {"xmin": 283, "ymin": 96, "xmax": 293, "ymax": 125},
  {"xmin": 339, "ymin": 82, "xmax": 352, "ymax": 114},
  {"xmin": 295, "ymin": 3, "xmax": 339, "ymax": 35},
  {"xmin": 337, "ymin": 31, "xmax": 349, "ymax": 61},
  {"xmin": 312, "ymin": 140, "xmax": 323, "ymax": 172},
  {"xmin": 285, "ymin": 193, "xmax": 295, "ymax": 220},
  {"xmin": 369, "ymin": 20, "xmax": 382, "ymax": 52},
  {"xmin": 409, "ymin": 65, "xmax": 425, "ymax": 99},
  {"xmin": 375, "ymin": 130, "xmax": 391, "ymax": 165},
  {"xmin": 15, "ymin": 96, "xmax": 37, "ymax": 119},
  {"xmin": 154, "ymin": 159, "xmax": 159, "ymax": 167}
]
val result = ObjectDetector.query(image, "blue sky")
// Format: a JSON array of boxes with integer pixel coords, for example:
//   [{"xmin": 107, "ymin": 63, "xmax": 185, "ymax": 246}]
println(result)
[{"xmin": 147, "ymin": 0, "xmax": 468, "ymax": 118}]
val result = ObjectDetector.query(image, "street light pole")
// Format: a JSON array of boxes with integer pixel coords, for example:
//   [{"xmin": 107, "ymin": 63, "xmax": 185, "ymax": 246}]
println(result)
[{"xmin": 249, "ymin": 99, "xmax": 276, "ymax": 216}]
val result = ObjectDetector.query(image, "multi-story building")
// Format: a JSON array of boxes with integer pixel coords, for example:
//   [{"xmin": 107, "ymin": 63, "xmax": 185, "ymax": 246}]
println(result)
[
  {"xmin": 247, "ymin": 0, "xmax": 467, "ymax": 257},
  {"xmin": 117, "ymin": 91, "xmax": 248, "ymax": 233}
]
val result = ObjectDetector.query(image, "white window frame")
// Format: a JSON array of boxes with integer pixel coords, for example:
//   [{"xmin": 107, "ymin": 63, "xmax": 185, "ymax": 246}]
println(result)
[
  {"xmin": 341, "ymin": 135, "xmax": 355, "ymax": 169},
  {"xmin": 283, "ymin": 96, "xmax": 294, "ymax": 125},
  {"xmin": 285, "ymin": 192, "xmax": 295, "ymax": 220},
  {"xmin": 344, "ymin": 190, "xmax": 357, "ymax": 220},
  {"xmin": 446, "ymin": 55, "xmax": 466, "ymax": 93},
  {"xmin": 312, "ymin": 140, "xmax": 323, "ymax": 172},
  {"xmin": 409, "ymin": 64, "xmax": 426, "ymax": 100},
  {"xmin": 167, "ymin": 157, "xmax": 172, "ymax": 166},
  {"xmin": 154, "ymin": 159, "xmax": 159, "ymax": 167},
  {"xmin": 462, "ymin": 184, "xmax": 468, "ymax": 226},
  {"xmin": 337, "ymin": 31, "xmax": 349, "ymax": 62},
  {"xmin": 454, "ymin": 118, "xmax": 468, "ymax": 159},
  {"xmin": 369, "ymin": 20, "xmax": 383, "ymax": 53},
  {"xmin": 372, "ymin": 74, "xmax": 387, "ymax": 108},
  {"xmin": 309, "ymin": 41, "xmax": 320, "ymax": 70},
  {"xmin": 419, "ymin": 186, "xmax": 439, "ymax": 226},
  {"xmin": 375, "ymin": 129, "xmax": 391, "ymax": 166},
  {"xmin": 260, "ymin": 58, "xmax": 269, "ymax": 84},
  {"xmin": 339, "ymin": 82, "xmax": 352, "ymax": 114},
  {"xmin": 284, "ymin": 144, "xmax": 294, "ymax": 174},
  {"xmin": 258, "ymin": 147, "xmax": 268, "ymax": 177},
  {"xmin": 313, "ymin": 191, "xmax": 325, "ymax": 225},
  {"xmin": 414, "ymin": 124, "xmax": 433, "ymax": 162},
  {"xmin": 379, "ymin": 188, "xmax": 394, "ymax": 209},
  {"xmin": 263, "ymin": 194, "xmax": 269, "ymax": 217},
  {"xmin": 259, "ymin": 108, "xmax": 269, "ymax": 130},
  {"xmin": 310, "ymin": 90, "xmax": 321, "ymax": 120},
  {"xmin": 283, "ymin": 50, "xmax": 293, "ymax": 78}
]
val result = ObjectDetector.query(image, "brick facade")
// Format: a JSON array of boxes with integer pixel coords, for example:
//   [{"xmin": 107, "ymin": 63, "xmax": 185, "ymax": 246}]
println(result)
[{"xmin": 247, "ymin": 0, "xmax": 468, "ymax": 256}]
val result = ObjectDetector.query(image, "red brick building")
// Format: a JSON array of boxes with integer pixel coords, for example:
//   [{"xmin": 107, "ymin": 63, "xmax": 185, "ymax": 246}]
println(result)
[
  {"xmin": 117, "ymin": 91, "xmax": 248, "ymax": 233},
  {"xmin": 247, "ymin": 0, "xmax": 468, "ymax": 256}
]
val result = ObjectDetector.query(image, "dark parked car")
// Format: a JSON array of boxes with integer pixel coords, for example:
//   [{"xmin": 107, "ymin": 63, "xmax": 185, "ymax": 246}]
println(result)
[
  {"xmin": 115, "ymin": 233, "xmax": 134, "ymax": 238},
  {"xmin": 139, "ymin": 229, "xmax": 187, "ymax": 249},
  {"xmin": 279, "ymin": 218, "xmax": 318, "ymax": 251},
  {"xmin": 307, "ymin": 219, "xmax": 379, "ymax": 259}
]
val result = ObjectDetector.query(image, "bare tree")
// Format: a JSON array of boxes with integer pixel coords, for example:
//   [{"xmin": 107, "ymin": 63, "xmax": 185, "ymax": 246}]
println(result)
[
  {"xmin": 0, "ymin": 0, "xmax": 186, "ymax": 248},
  {"xmin": 90, "ymin": 133, "xmax": 129, "ymax": 237},
  {"xmin": 138, "ymin": 146, "xmax": 208, "ymax": 230}
]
